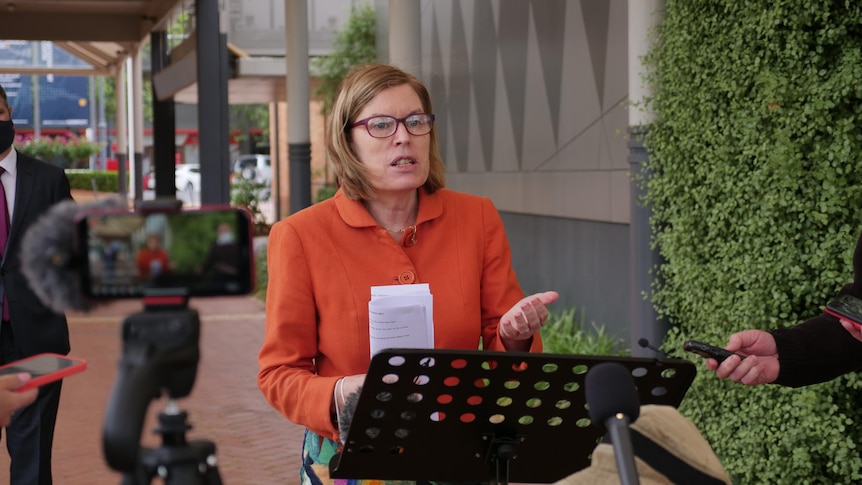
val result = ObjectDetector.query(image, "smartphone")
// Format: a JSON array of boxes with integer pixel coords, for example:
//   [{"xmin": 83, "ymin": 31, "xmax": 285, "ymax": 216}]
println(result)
[
  {"xmin": 75, "ymin": 206, "xmax": 255, "ymax": 298},
  {"xmin": 683, "ymin": 340, "xmax": 745, "ymax": 363},
  {"xmin": 0, "ymin": 353, "xmax": 87, "ymax": 391},
  {"xmin": 825, "ymin": 294, "xmax": 862, "ymax": 326}
]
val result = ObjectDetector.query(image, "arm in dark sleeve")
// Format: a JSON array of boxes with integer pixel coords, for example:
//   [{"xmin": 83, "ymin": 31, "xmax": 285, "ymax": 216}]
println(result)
[
  {"xmin": 771, "ymin": 305, "xmax": 862, "ymax": 387},
  {"xmin": 771, "ymin": 231, "xmax": 862, "ymax": 387}
]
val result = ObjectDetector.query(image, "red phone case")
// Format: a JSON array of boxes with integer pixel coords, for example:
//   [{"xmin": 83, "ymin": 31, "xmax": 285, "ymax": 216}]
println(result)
[
  {"xmin": 825, "ymin": 307, "xmax": 862, "ymax": 332},
  {"xmin": 0, "ymin": 353, "xmax": 87, "ymax": 392}
]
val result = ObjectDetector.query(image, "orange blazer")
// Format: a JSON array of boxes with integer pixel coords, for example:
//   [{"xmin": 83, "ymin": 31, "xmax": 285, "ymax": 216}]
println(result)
[{"xmin": 258, "ymin": 188, "xmax": 542, "ymax": 441}]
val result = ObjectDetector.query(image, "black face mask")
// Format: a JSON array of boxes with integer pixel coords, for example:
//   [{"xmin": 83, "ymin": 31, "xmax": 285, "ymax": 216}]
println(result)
[{"xmin": 0, "ymin": 120, "xmax": 13, "ymax": 153}]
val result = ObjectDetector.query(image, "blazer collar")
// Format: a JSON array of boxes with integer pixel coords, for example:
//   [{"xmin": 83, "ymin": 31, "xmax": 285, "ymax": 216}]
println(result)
[{"xmin": 335, "ymin": 187, "xmax": 444, "ymax": 229}]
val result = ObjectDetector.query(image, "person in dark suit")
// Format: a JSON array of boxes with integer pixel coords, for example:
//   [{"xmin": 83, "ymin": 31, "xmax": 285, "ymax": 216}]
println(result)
[{"xmin": 0, "ymin": 83, "xmax": 73, "ymax": 484}]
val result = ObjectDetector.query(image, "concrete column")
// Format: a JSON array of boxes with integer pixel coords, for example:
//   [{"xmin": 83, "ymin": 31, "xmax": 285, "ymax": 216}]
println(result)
[
  {"xmin": 115, "ymin": 59, "xmax": 127, "ymax": 200},
  {"xmin": 628, "ymin": 0, "xmax": 665, "ymax": 357},
  {"xmin": 131, "ymin": 50, "xmax": 144, "ymax": 202},
  {"xmin": 388, "ymin": 0, "xmax": 421, "ymax": 76},
  {"xmin": 286, "ymin": 0, "xmax": 311, "ymax": 214}
]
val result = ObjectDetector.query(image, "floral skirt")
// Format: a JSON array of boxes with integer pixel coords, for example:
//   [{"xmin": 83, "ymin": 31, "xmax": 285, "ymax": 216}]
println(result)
[{"xmin": 299, "ymin": 429, "xmax": 475, "ymax": 485}]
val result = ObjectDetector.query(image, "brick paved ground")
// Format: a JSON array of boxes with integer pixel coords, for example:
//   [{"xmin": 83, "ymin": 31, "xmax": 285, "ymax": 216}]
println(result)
[{"xmin": 0, "ymin": 295, "xmax": 305, "ymax": 485}]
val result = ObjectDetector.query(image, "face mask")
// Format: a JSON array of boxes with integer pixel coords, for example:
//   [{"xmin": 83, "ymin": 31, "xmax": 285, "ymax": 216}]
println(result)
[
  {"xmin": 0, "ymin": 120, "xmax": 13, "ymax": 153},
  {"xmin": 217, "ymin": 231, "xmax": 235, "ymax": 245}
]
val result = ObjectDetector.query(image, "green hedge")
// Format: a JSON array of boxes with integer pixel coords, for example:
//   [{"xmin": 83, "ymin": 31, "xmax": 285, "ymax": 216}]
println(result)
[
  {"xmin": 65, "ymin": 170, "xmax": 120, "ymax": 193},
  {"xmin": 642, "ymin": 1, "xmax": 862, "ymax": 482}
]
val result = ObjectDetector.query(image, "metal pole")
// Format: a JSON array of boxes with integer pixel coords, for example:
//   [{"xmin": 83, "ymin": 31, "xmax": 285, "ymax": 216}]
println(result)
[{"xmin": 98, "ymin": 76, "xmax": 107, "ymax": 170}]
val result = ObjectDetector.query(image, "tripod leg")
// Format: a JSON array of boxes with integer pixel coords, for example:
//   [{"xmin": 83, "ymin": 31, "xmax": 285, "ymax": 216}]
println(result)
[
  {"xmin": 160, "ymin": 441, "xmax": 223, "ymax": 485},
  {"xmin": 121, "ymin": 450, "xmax": 158, "ymax": 485}
]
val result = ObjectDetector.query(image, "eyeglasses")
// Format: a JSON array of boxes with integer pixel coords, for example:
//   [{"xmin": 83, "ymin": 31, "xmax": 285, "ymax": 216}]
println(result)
[{"xmin": 351, "ymin": 113, "xmax": 435, "ymax": 138}]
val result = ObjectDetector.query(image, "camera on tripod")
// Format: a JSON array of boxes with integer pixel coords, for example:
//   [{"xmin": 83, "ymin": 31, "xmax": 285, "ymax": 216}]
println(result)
[{"xmin": 75, "ymin": 199, "xmax": 256, "ymax": 484}]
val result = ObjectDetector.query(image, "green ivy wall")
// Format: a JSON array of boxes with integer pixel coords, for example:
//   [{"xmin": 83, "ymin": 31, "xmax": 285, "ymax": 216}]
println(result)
[{"xmin": 643, "ymin": 1, "xmax": 862, "ymax": 482}]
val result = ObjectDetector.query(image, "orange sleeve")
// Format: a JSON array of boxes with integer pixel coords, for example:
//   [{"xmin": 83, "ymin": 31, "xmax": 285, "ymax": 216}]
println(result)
[
  {"xmin": 476, "ymin": 197, "xmax": 543, "ymax": 353},
  {"xmin": 257, "ymin": 221, "xmax": 341, "ymax": 441}
]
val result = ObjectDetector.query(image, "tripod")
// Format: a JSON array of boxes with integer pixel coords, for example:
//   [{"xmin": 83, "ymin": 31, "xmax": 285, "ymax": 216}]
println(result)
[
  {"xmin": 121, "ymin": 400, "xmax": 222, "ymax": 485},
  {"xmin": 102, "ymin": 296, "xmax": 223, "ymax": 484}
]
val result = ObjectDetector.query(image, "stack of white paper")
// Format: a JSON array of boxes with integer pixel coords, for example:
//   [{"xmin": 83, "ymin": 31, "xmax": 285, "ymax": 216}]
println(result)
[{"xmin": 368, "ymin": 283, "xmax": 434, "ymax": 357}]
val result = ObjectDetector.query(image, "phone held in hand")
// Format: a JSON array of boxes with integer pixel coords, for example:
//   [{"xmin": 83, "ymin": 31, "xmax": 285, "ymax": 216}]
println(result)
[
  {"xmin": 824, "ymin": 294, "xmax": 862, "ymax": 328},
  {"xmin": 683, "ymin": 340, "xmax": 744, "ymax": 363},
  {"xmin": 0, "ymin": 353, "xmax": 87, "ymax": 392}
]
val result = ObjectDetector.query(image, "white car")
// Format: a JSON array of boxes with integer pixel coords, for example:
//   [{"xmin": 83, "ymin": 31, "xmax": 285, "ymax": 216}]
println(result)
[
  {"xmin": 233, "ymin": 154, "xmax": 271, "ymax": 186},
  {"xmin": 174, "ymin": 163, "xmax": 201, "ymax": 195},
  {"xmin": 146, "ymin": 163, "xmax": 201, "ymax": 200}
]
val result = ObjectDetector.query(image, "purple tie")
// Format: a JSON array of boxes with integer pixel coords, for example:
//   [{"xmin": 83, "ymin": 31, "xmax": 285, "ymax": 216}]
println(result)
[{"xmin": 0, "ymin": 167, "xmax": 10, "ymax": 320}]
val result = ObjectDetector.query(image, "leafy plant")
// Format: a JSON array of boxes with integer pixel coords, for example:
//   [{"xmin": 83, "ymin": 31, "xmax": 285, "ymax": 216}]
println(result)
[
  {"xmin": 64, "ymin": 137, "xmax": 103, "ymax": 167},
  {"xmin": 310, "ymin": 3, "xmax": 377, "ymax": 117},
  {"xmin": 230, "ymin": 178, "xmax": 271, "ymax": 236},
  {"xmin": 315, "ymin": 184, "xmax": 337, "ymax": 202},
  {"xmin": 18, "ymin": 136, "xmax": 101, "ymax": 168},
  {"xmin": 640, "ymin": 1, "xmax": 862, "ymax": 482},
  {"xmin": 540, "ymin": 307, "xmax": 628, "ymax": 357},
  {"xmin": 253, "ymin": 244, "xmax": 268, "ymax": 301}
]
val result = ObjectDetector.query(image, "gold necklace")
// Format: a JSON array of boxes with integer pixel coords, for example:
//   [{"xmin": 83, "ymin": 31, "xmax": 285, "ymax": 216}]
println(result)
[
  {"xmin": 381, "ymin": 224, "xmax": 418, "ymax": 246},
  {"xmin": 381, "ymin": 224, "xmax": 414, "ymax": 233}
]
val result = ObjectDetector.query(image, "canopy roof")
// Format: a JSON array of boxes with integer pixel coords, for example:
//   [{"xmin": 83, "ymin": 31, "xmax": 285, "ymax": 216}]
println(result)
[{"xmin": 0, "ymin": 0, "xmax": 190, "ymax": 76}]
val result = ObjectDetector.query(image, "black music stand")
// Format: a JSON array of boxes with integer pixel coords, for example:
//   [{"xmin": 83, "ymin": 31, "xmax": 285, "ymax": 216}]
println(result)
[{"xmin": 329, "ymin": 348, "xmax": 696, "ymax": 484}]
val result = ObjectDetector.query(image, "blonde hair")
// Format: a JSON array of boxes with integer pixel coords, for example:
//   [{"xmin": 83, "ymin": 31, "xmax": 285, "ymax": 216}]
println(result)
[{"xmin": 326, "ymin": 64, "xmax": 446, "ymax": 200}]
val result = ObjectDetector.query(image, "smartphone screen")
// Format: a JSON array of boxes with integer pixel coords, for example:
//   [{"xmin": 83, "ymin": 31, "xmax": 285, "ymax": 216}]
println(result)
[
  {"xmin": 0, "ymin": 353, "xmax": 87, "ymax": 391},
  {"xmin": 825, "ymin": 294, "xmax": 862, "ymax": 325},
  {"xmin": 76, "ymin": 206, "xmax": 255, "ymax": 298}
]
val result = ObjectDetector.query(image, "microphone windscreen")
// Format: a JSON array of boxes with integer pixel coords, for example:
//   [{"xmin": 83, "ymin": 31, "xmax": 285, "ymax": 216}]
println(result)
[
  {"xmin": 585, "ymin": 362, "xmax": 641, "ymax": 428},
  {"xmin": 21, "ymin": 196, "xmax": 127, "ymax": 313},
  {"xmin": 638, "ymin": 338, "xmax": 649, "ymax": 349}
]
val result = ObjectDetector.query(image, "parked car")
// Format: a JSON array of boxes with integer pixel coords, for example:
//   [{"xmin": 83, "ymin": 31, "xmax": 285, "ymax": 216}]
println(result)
[
  {"xmin": 175, "ymin": 163, "xmax": 201, "ymax": 195},
  {"xmin": 146, "ymin": 163, "xmax": 201, "ymax": 196},
  {"xmin": 232, "ymin": 154, "xmax": 271, "ymax": 186}
]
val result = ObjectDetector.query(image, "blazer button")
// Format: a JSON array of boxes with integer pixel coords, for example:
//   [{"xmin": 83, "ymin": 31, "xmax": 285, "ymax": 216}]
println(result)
[{"xmin": 398, "ymin": 271, "xmax": 415, "ymax": 284}]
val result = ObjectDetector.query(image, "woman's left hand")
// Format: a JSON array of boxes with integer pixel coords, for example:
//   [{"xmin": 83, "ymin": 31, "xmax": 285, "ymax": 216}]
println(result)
[{"xmin": 499, "ymin": 291, "xmax": 560, "ymax": 341}]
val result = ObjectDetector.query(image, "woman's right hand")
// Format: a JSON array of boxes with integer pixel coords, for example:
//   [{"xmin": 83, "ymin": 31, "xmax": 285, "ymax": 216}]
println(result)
[{"xmin": 705, "ymin": 330, "xmax": 780, "ymax": 386}]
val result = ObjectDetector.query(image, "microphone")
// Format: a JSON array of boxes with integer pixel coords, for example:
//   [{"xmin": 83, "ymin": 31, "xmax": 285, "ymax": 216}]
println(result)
[
  {"xmin": 638, "ymin": 338, "xmax": 668, "ymax": 359},
  {"xmin": 20, "ymin": 196, "xmax": 127, "ymax": 313},
  {"xmin": 586, "ymin": 362, "xmax": 641, "ymax": 485}
]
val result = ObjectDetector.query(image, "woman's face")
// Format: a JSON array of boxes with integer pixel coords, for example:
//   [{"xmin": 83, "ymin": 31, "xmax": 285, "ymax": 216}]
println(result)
[{"xmin": 350, "ymin": 84, "xmax": 431, "ymax": 196}]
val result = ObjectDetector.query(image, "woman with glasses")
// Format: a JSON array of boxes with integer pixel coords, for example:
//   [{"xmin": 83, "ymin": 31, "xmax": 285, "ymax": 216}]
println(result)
[{"xmin": 258, "ymin": 63, "xmax": 558, "ymax": 485}]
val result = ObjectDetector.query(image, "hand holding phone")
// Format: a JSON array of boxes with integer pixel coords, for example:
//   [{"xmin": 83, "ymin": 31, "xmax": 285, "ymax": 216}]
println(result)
[
  {"xmin": 0, "ymin": 374, "xmax": 37, "ymax": 427},
  {"xmin": 0, "ymin": 353, "xmax": 87, "ymax": 392},
  {"xmin": 683, "ymin": 340, "xmax": 745, "ymax": 364},
  {"xmin": 825, "ymin": 294, "xmax": 862, "ymax": 328}
]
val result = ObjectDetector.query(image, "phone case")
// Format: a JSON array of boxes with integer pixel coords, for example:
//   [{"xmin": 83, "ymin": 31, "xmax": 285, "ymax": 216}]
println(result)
[
  {"xmin": 0, "ymin": 353, "xmax": 87, "ymax": 392},
  {"xmin": 825, "ymin": 294, "xmax": 862, "ymax": 325}
]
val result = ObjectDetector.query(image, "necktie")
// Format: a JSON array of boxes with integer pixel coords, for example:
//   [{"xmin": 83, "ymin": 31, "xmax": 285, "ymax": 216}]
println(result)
[{"xmin": 0, "ymin": 167, "xmax": 10, "ymax": 320}]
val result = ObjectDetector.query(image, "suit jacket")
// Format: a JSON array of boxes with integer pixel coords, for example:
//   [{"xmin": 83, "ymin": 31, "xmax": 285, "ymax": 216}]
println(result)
[
  {"xmin": 1, "ymin": 152, "xmax": 72, "ymax": 356},
  {"xmin": 258, "ymin": 188, "xmax": 541, "ymax": 441}
]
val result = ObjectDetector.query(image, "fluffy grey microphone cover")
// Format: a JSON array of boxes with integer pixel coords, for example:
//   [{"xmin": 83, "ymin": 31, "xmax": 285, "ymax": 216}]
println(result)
[{"xmin": 21, "ymin": 196, "xmax": 127, "ymax": 313}]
